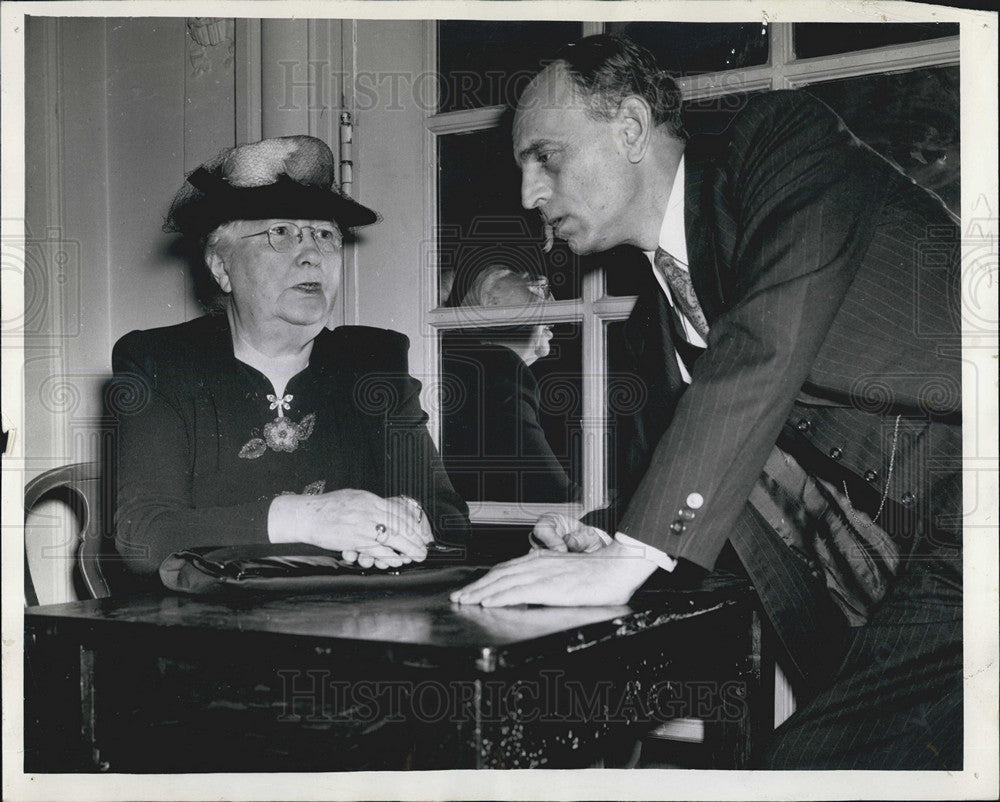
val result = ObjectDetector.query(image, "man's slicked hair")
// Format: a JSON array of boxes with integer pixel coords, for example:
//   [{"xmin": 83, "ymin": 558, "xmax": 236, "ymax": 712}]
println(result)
[{"xmin": 549, "ymin": 34, "xmax": 685, "ymax": 138}]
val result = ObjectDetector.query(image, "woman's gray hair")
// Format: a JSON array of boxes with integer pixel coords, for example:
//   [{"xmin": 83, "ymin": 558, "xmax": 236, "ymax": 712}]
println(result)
[
  {"xmin": 196, "ymin": 221, "xmax": 243, "ymax": 311},
  {"xmin": 203, "ymin": 220, "xmax": 242, "ymax": 264},
  {"xmin": 460, "ymin": 264, "xmax": 545, "ymax": 308}
]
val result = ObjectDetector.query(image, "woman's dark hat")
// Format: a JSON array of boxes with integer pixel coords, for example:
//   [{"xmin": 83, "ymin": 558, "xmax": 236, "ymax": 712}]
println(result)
[{"xmin": 165, "ymin": 135, "xmax": 379, "ymax": 238}]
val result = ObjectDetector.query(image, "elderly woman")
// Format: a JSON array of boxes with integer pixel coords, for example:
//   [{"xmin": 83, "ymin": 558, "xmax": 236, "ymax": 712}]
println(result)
[
  {"xmin": 111, "ymin": 135, "xmax": 469, "ymax": 580},
  {"xmin": 441, "ymin": 260, "xmax": 580, "ymax": 503}
]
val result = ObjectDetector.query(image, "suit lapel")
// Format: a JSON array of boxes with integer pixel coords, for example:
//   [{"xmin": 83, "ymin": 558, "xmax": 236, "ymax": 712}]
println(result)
[
  {"xmin": 624, "ymin": 270, "xmax": 686, "ymax": 397},
  {"xmin": 684, "ymin": 136, "xmax": 727, "ymax": 326}
]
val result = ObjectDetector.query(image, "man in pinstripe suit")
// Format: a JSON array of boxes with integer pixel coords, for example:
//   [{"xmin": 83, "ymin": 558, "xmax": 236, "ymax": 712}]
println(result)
[{"xmin": 452, "ymin": 34, "xmax": 962, "ymax": 769}]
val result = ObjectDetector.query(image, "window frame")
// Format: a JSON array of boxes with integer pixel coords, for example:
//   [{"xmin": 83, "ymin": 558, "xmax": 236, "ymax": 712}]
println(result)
[{"xmin": 422, "ymin": 20, "xmax": 959, "ymax": 525}]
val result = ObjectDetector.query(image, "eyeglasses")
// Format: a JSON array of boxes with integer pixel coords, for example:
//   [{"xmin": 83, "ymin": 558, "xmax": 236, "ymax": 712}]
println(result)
[
  {"xmin": 526, "ymin": 278, "xmax": 554, "ymax": 302},
  {"xmin": 241, "ymin": 222, "xmax": 342, "ymax": 253}
]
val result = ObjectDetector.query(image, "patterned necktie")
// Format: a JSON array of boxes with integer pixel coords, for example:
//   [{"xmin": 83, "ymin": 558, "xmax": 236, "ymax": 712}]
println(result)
[{"xmin": 654, "ymin": 247, "xmax": 709, "ymax": 341}]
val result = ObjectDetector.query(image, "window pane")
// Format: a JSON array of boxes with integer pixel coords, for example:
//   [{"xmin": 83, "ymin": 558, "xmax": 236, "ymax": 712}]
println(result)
[
  {"xmin": 606, "ymin": 22, "xmax": 769, "ymax": 75},
  {"xmin": 794, "ymin": 23, "xmax": 958, "ymax": 59},
  {"xmin": 683, "ymin": 91, "xmax": 759, "ymax": 136},
  {"xmin": 437, "ymin": 20, "xmax": 583, "ymax": 113},
  {"xmin": 604, "ymin": 246, "xmax": 649, "ymax": 298},
  {"xmin": 467, "ymin": 523, "xmax": 534, "ymax": 562},
  {"xmin": 805, "ymin": 67, "xmax": 959, "ymax": 214},
  {"xmin": 605, "ymin": 320, "xmax": 655, "ymax": 502},
  {"xmin": 439, "ymin": 324, "xmax": 583, "ymax": 505},
  {"xmin": 437, "ymin": 125, "xmax": 586, "ymax": 304}
]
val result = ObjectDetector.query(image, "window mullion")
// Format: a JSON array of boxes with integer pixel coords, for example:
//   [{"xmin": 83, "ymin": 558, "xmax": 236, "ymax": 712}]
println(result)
[
  {"xmin": 427, "ymin": 299, "xmax": 585, "ymax": 328},
  {"xmin": 783, "ymin": 37, "xmax": 959, "ymax": 85},
  {"xmin": 677, "ymin": 66, "xmax": 774, "ymax": 101},
  {"xmin": 581, "ymin": 267, "xmax": 607, "ymax": 514},
  {"xmin": 769, "ymin": 22, "xmax": 797, "ymax": 89},
  {"xmin": 426, "ymin": 105, "xmax": 505, "ymax": 135},
  {"xmin": 467, "ymin": 501, "xmax": 585, "ymax": 525},
  {"xmin": 423, "ymin": 21, "xmax": 442, "ymax": 446}
]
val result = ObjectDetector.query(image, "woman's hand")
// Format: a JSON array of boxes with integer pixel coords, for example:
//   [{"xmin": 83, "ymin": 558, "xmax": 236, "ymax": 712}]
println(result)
[
  {"xmin": 268, "ymin": 489, "xmax": 431, "ymax": 569},
  {"xmin": 342, "ymin": 495, "xmax": 433, "ymax": 568}
]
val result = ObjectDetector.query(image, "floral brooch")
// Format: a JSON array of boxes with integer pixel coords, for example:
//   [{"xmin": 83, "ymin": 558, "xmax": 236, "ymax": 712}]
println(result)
[{"xmin": 239, "ymin": 393, "xmax": 316, "ymax": 459}]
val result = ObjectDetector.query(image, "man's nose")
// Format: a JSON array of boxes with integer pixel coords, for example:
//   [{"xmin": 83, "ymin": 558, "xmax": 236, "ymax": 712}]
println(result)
[{"xmin": 520, "ymin": 164, "xmax": 549, "ymax": 210}]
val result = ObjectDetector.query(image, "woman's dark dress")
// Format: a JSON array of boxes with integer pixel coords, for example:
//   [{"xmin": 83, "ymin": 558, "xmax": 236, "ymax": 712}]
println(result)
[{"xmin": 110, "ymin": 314, "xmax": 469, "ymax": 576}]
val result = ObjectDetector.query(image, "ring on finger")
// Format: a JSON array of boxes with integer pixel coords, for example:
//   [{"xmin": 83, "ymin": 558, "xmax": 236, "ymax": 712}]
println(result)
[{"xmin": 374, "ymin": 522, "xmax": 389, "ymax": 544}]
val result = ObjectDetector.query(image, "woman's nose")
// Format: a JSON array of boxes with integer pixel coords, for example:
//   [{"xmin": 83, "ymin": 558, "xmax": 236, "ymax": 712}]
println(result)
[{"xmin": 294, "ymin": 235, "xmax": 322, "ymax": 264}]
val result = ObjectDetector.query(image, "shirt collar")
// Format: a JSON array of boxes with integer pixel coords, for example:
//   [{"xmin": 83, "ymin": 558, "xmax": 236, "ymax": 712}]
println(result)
[
  {"xmin": 659, "ymin": 155, "xmax": 687, "ymax": 265},
  {"xmin": 642, "ymin": 155, "xmax": 687, "ymax": 267}
]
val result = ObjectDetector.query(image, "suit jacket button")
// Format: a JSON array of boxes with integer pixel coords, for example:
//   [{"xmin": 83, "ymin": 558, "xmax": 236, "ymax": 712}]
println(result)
[
  {"xmin": 686, "ymin": 493, "xmax": 704, "ymax": 510},
  {"xmin": 901, "ymin": 491, "xmax": 916, "ymax": 506},
  {"xmin": 864, "ymin": 469, "xmax": 878, "ymax": 483},
  {"xmin": 829, "ymin": 447, "xmax": 843, "ymax": 460},
  {"xmin": 670, "ymin": 520, "xmax": 686, "ymax": 534},
  {"xmin": 796, "ymin": 418, "xmax": 811, "ymax": 432}
]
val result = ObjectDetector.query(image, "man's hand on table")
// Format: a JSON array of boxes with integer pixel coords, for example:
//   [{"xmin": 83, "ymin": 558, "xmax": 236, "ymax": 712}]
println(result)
[
  {"xmin": 451, "ymin": 600, "xmax": 633, "ymax": 639},
  {"xmin": 450, "ymin": 541, "xmax": 658, "ymax": 607}
]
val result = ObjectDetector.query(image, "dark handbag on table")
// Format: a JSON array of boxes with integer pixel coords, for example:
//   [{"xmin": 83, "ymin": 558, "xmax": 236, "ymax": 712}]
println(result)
[{"xmin": 159, "ymin": 542, "xmax": 486, "ymax": 595}]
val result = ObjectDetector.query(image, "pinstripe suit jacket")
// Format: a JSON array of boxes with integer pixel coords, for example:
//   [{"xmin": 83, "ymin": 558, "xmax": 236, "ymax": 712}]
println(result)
[{"xmin": 611, "ymin": 91, "xmax": 962, "ymax": 687}]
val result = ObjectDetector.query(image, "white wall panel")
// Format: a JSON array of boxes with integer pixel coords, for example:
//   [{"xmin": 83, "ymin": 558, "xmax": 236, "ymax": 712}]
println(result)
[
  {"xmin": 106, "ymin": 18, "xmax": 189, "ymax": 340},
  {"xmin": 260, "ymin": 19, "xmax": 311, "ymax": 139},
  {"xmin": 24, "ymin": 17, "xmax": 111, "ymax": 474},
  {"xmin": 351, "ymin": 20, "xmax": 430, "ymax": 380}
]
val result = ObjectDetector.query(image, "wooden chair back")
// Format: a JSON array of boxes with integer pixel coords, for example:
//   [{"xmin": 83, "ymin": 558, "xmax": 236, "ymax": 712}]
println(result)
[{"xmin": 24, "ymin": 462, "xmax": 112, "ymax": 602}]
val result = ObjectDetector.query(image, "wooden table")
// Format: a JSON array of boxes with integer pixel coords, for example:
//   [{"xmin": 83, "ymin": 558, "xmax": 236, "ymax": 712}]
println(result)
[{"xmin": 24, "ymin": 572, "xmax": 766, "ymax": 772}]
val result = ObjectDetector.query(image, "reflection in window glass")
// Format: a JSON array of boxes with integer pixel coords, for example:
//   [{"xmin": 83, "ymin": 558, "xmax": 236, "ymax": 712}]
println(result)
[
  {"xmin": 438, "ymin": 125, "xmax": 586, "ymax": 304},
  {"xmin": 606, "ymin": 22, "xmax": 769, "ymax": 75},
  {"xmin": 437, "ymin": 21, "xmax": 583, "ymax": 113},
  {"xmin": 805, "ymin": 67, "xmax": 959, "ymax": 214},
  {"xmin": 439, "ymin": 324, "xmax": 582, "ymax": 504},
  {"xmin": 794, "ymin": 23, "xmax": 958, "ymax": 59}
]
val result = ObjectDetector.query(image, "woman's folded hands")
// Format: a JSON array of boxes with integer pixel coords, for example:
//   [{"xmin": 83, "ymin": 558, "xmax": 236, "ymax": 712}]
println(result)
[{"xmin": 268, "ymin": 489, "xmax": 433, "ymax": 569}]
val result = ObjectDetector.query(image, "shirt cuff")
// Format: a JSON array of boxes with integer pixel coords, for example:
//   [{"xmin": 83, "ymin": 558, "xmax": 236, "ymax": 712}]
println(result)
[{"xmin": 614, "ymin": 533, "xmax": 678, "ymax": 572}]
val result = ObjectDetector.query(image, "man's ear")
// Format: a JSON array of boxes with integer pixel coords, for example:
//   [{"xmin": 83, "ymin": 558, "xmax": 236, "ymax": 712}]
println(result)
[
  {"xmin": 206, "ymin": 250, "xmax": 232, "ymax": 294},
  {"xmin": 618, "ymin": 95, "xmax": 653, "ymax": 164}
]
